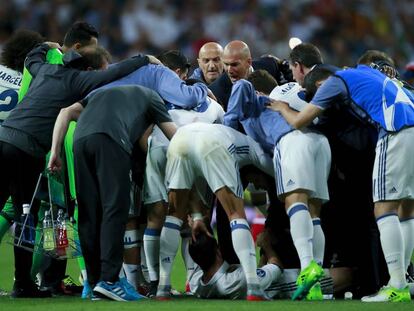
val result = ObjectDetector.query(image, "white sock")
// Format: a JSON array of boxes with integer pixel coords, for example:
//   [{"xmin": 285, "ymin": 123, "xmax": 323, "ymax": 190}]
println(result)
[
  {"xmin": 119, "ymin": 268, "xmax": 126, "ymax": 279},
  {"xmin": 230, "ymin": 218, "xmax": 259, "ymax": 287},
  {"xmin": 377, "ymin": 214, "xmax": 406, "ymax": 289},
  {"xmin": 140, "ymin": 245, "xmax": 149, "ymax": 283},
  {"xmin": 143, "ymin": 228, "xmax": 161, "ymax": 282},
  {"xmin": 158, "ymin": 216, "xmax": 183, "ymax": 287},
  {"xmin": 181, "ymin": 233, "xmax": 195, "ymax": 282},
  {"xmin": 287, "ymin": 203, "xmax": 314, "ymax": 270},
  {"xmin": 400, "ymin": 217, "xmax": 414, "ymax": 271},
  {"xmin": 122, "ymin": 263, "xmax": 138, "ymax": 289},
  {"xmin": 312, "ymin": 218, "xmax": 325, "ymax": 266}
]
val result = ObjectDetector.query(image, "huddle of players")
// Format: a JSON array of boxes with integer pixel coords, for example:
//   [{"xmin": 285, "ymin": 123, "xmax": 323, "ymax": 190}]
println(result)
[{"xmin": 1, "ymin": 21, "xmax": 414, "ymax": 303}]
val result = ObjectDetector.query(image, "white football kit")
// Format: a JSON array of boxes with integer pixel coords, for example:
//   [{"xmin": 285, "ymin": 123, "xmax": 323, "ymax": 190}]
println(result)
[
  {"xmin": 270, "ymin": 82, "xmax": 331, "ymax": 201},
  {"xmin": 0, "ymin": 64, "xmax": 22, "ymax": 122},
  {"xmin": 189, "ymin": 262, "xmax": 334, "ymax": 299},
  {"xmin": 143, "ymin": 98, "xmax": 224, "ymax": 204},
  {"xmin": 165, "ymin": 123, "xmax": 274, "ymax": 199}
]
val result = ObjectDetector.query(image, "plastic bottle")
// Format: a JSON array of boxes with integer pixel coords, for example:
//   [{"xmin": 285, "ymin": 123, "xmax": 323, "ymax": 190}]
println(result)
[
  {"xmin": 56, "ymin": 209, "xmax": 68, "ymax": 257},
  {"xmin": 43, "ymin": 210, "xmax": 56, "ymax": 251},
  {"xmin": 21, "ymin": 204, "xmax": 35, "ymax": 244},
  {"xmin": 65, "ymin": 214, "xmax": 77, "ymax": 257}
]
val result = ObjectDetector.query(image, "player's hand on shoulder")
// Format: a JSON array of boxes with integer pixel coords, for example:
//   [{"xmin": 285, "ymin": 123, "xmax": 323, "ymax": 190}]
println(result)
[
  {"xmin": 207, "ymin": 89, "xmax": 217, "ymax": 102},
  {"xmin": 266, "ymin": 99, "xmax": 289, "ymax": 112},
  {"xmin": 147, "ymin": 55, "xmax": 163, "ymax": 65},
  {"xmin": 44, "ymin": 41, "xmax": 62, "ymax": 50}
]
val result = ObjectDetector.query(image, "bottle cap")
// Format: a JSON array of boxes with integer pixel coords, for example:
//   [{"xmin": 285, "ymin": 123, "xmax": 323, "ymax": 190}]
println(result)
[{"xmin": 23, "ymin": 204, "xmax": 30, "ymax": 214}]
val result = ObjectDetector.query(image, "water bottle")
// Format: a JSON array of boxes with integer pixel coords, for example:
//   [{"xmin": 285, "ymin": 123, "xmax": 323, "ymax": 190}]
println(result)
[
  {"xmin": 65, "ymin": 214, "xmax": 78, "ymax": 257},
  {"xmin": 43, "ymin": 210, "xmax": 56, "ymax": 251},
  {"xmin": 21, "ymin": 204, "xmax": 35, "ymax": 244},
  {"xmin": 56, "ymin": 209, "xmax": 68, "ymax": 256}
]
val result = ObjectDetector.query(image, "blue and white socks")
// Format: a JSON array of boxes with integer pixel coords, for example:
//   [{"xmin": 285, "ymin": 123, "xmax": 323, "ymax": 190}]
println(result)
[
  {"xmin": 287, "ymin": 203, "xmax": 314, "ymax": 270},
  {"xmin": 377, "ymin": 213, "xmax": 406, "ymax": 289},
  {"xmin": 400, "ymin": 217, "xmax": 414, "ymax": 272},
  {"xmin": 230, "ymin": 218, "xmax": 260, "ymax": 290},
  {"xmin": 312, "ymin": 218, "xmax": 325, "ymax": 266},
  {"xmin": 143, "ymin": 228, "xmax": 161, "ymax": 282},
  {"xmin": 158, "ymin": 216, "xmax": 183, "ymax": 292}
]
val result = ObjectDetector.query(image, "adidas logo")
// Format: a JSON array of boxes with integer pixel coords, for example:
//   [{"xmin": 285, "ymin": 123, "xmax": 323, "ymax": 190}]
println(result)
[
  {"xmin": 286, "ymin": 179, "xmax": 295, "ymax": 186},
  {"xmin": 162, "ymin": 257, "xmax": 171, "ymax": 263},
  {"xmin": 389, "ymin": 187, "xmax": 398, "ymax": 194}
]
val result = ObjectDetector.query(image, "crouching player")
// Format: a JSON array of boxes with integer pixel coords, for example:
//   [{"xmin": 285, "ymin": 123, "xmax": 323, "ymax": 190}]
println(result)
[{"xmin": 156, "ymin": 122, "xmax": 274, "ymax": 300}]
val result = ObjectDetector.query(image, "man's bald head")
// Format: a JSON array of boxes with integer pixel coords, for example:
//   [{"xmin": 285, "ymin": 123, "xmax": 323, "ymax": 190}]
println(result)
[
  {"xmin": 222, "ymin": 40, "xmax": 252, "ymax": 82},
  {"xmin": 197, "ymin": 42, "xmax": 224, "ymax": 84}
]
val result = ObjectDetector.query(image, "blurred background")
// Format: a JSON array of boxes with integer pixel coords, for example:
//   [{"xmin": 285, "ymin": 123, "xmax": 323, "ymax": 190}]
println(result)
[{"xmin": 1, "ymin": 0, "xmax": 414, "ymax": 72}]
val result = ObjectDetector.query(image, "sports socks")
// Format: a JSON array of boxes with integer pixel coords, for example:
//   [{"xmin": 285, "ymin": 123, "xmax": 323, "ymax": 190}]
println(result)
[
  {"xmin": 143, "ymin": 228, "xmax": 161, "ymax": 282},
  {"xmin": 377, "ymin": 213, "xmax": 406, "ymax": 289},
  {"xmin": 181, "ymin": 229, "xmax": 195, "ymax": 282},
  {"xmin": 287, "ymin": 203, "xmax": 314, "ymax": 270},
  {"xmin": 312, "ymin": 218, "xmax": 325, "ymax": 266},
  {"xmin": 400, "ymin": 217, "xmax": 414, "ymax": 271},
  {"xmin": 230, "ymin": 218, "xmax": 259, "ymax": 288},
  {"xmin": 158, "ymin": 216, "xmax": 183, "ymax": 289}
]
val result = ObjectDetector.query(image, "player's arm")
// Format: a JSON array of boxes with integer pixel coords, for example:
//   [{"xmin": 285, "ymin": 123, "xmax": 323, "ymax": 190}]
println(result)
[
  {"xmin": 158, "ymin": 122, "xmax": 177, "ymax": 140},
  {"xmin": 267, "ymin": 100, "xmax": 322, "ymax": 129},
  {"xmin": 224, "ymin": 79, "xmax": 266, "ymax": 128},
  {"xmin": 157, "ymin": 67, "xmax": 209, "ymax": 109},
  {"xmin": 48, "ymin": 102, "xmax": 84, "ymax": 172},
  {"xmin": 24, "ymin": 42, "xmax": 60, "ymax": 77},
  {"xmin": 74, "ymin": 54, "xmax": 152, "ymax": 97}
]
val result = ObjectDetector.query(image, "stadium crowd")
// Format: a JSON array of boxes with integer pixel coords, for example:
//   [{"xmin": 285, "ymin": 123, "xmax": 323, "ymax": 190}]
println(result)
[
  {"xmin": 0, "ymin": 1, "xmax": 414, "ymax": 305},
  {"xmin": 1, "ymin": 0, "xmax": 414, "ymax": 69}
]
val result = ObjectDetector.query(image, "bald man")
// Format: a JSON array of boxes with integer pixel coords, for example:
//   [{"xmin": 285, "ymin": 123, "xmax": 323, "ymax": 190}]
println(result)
[
  {"xmin": 190, "ymin": 42, "xmax": 224, "ymax": 85},
  {"xmin": 209, "ymin": 40, "xmax": 290, "ymax": 109},
  {"xmin": 222, "ymin": 41, "xmax": 253, "ymax": 83}
]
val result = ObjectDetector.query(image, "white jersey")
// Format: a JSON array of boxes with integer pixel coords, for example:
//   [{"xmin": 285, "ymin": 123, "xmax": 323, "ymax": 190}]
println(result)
[
  {"xmin": 189, "ymin": 264, "xmax": 334, "ymax": 300},
  {"xmin": 189, "ymin": 262, "xmax": 280, "ymax": 299},
  {"xmin": 151, "ymin": 97, "xmax": 224, "ymax": 145},
  {"xmin": 269, "ymin": 82, "xmax": 318, "ymax": 124},
  {"xmin": 0, "ymin": 64, "xmax": 22, "ymax": 122}
]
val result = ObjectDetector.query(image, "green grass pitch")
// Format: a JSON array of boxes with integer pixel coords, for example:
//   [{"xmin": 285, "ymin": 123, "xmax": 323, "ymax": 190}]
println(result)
[{"xmin": 0, "ymin": 238, "xmax": 412, "ymax": 310}]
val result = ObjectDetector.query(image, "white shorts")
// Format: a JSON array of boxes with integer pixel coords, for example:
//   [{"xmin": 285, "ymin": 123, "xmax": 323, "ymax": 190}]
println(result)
[
  {"xmin": 166, "ymin": 128, "xmax": 244, "ymax": 199},
  {"xmin": 273, "ymin": 130, "xmax": 331, "ymax": 202},
  {"xmin": 373, "ymin": 126, "xmax": 414, "ymax": 202},
  {"xmin": 142, "ymin": 135, "xmax": 169, "ymax": 205}
]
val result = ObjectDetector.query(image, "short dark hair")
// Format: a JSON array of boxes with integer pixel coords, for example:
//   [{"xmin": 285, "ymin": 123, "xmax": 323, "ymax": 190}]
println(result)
[
  {"xmin": 1, "ymin": 29, "xmax": 44, "ymax": 72},
  {"xmin": 247, "ymin": 70, "xmax": 278, "ymax": 95},
  {"xmin": 63, "ymin": 21, "xmax": 99, "ymax": 48},
  {"xmin": 303, "ymin": 66, "xmax": 333, "ymax": 100},
  {"xmin": 70, "ymin": 46, "xmax": 111, "ymax": 70},
  {"xmin": 289, "ymin": 43, "xmax": 323, "ymax": 68},
  {"xmin": 188, "ymin": 233, "xmax": 218, "ymax": 272},
  {"xmin": 157, "ymin": 50, "xmax": 191, "ymax": 72},
  {"xmin": 357, "ymin": 50, "xmax": 395, "ymax": 67}
]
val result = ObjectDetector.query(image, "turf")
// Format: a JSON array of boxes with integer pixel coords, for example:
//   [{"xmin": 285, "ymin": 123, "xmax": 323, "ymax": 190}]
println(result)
[{"xmin": 0, "ymin": 238, "xmax": 412, "ymax": 310}]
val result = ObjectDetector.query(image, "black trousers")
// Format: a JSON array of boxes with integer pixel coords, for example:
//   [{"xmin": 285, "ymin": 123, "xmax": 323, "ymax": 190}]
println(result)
[
  {"xmin": 74, "ymin": 134, "xmax": 131, "ymax": 286},
  {"xmin": 0, "ymin": 141, "xmax": 44, "ymax": 285}
]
